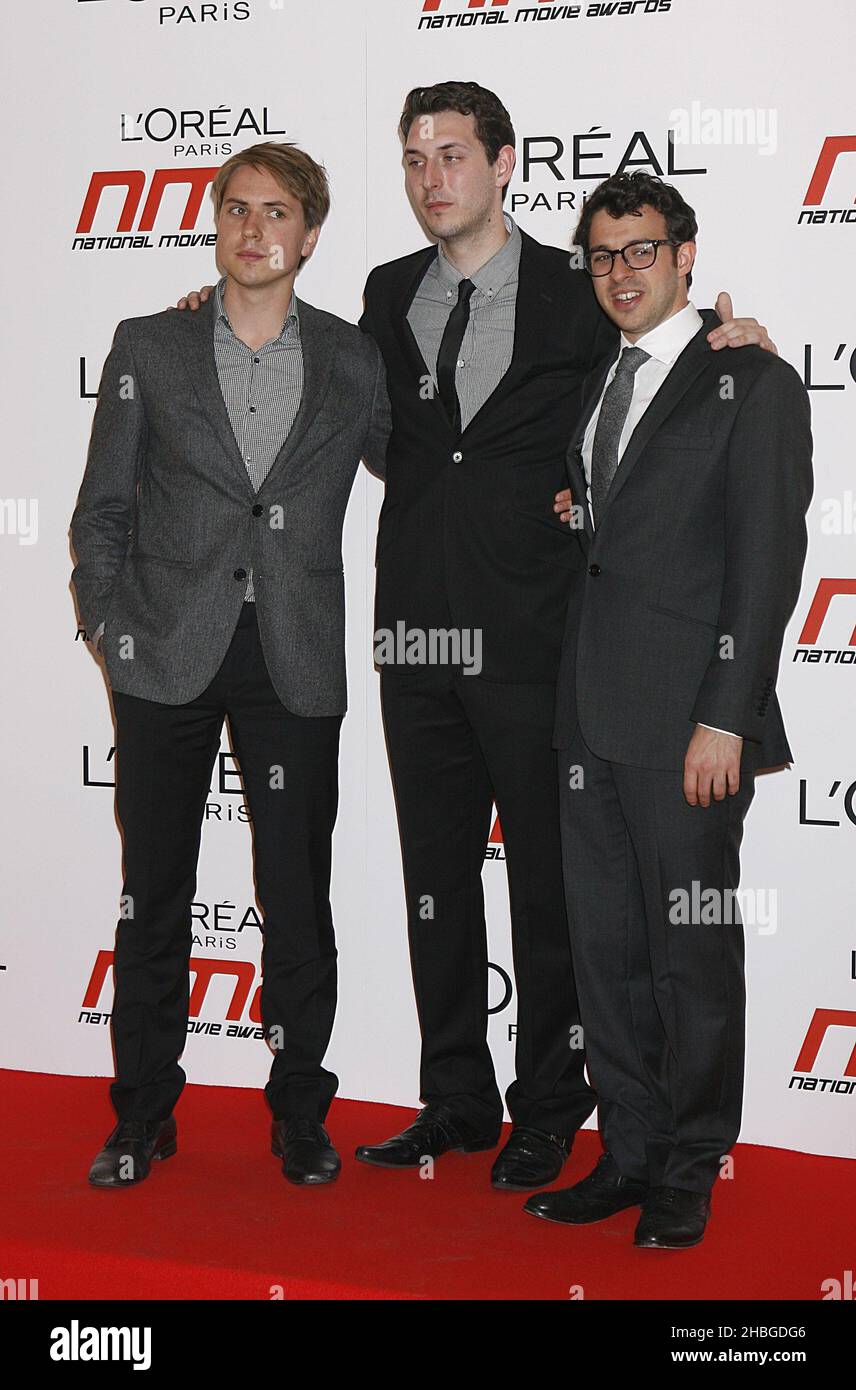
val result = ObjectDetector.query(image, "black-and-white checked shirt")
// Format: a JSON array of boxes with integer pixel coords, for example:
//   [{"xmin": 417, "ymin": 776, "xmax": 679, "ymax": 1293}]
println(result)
[
  {"xmin": 407, "ymin": 213, "xmax": 521, "ymax": 431},
  {"xmin": 213, "ymin": 276, "xmax": 304, "ymax": 601}
]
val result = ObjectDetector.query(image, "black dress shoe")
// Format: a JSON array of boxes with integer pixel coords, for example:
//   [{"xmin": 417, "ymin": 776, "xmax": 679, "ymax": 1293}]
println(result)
[
  {"xmin": 355, "ymin": 1104, "xmax": 500, "ymax": 1168},
  {"xmin": 272, "ymin": 1118, "xmax": 341, "ymax": 1185},
  {"xmin": 88, "ymin": 1116, "xmax": 177, "ymax": 1188},
  {"xmin": 524, "ymin": 1151, "xmax": 648, "ymax": 1224},
  {"xmin": 491, "ymin": 1127, "xmax": 571, "ymax": 1191},
  {"xmin": 634, "ymin": 1186, "xmax": 711, "ymax": 1248}
]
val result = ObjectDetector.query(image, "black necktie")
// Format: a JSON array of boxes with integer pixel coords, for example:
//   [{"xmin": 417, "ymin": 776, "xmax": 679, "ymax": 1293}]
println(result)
[
  {"xmin": 436, "ymin": 278, "xmax": 475, "ymax": 434},
  {"xmin": 589, "ymin": 345, "xmax": 650, "ymax": 526}
]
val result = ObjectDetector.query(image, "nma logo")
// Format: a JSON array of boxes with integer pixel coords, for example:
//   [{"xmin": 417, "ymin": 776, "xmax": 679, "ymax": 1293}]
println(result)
[
  {"xmin": 82, "ymin": 949, "xmax": 262, "ymax": 1023},
  {"xmin": 793, "ymin": 578, "xmax": 856, "ymax": 665},
  {"xmin": 800, "ymin": 137, "xmax": 856, "ymax": 225},
  {"xmin": 790, "ymin": 1008, "xmax": 856, "ymax": 1096},
  {"xmin": 76, "ymin": 167, "xmax": 217, "ymax": 233}
]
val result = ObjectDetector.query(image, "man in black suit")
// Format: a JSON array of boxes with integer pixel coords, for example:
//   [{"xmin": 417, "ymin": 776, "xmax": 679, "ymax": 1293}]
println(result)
[
  {"xmin": 524, "ymin": 172, "xmax": 812, "ymax": 1245},
  {"xmin": 350, "ymin": 85, "xmax": 779, "ymax": 1191}
]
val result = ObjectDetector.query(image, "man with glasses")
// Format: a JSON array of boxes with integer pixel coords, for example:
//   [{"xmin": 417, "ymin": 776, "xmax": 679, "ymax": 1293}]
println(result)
[{"xmin": 526, "ymin": 172, "xmax": 812, "ymax": 1247}]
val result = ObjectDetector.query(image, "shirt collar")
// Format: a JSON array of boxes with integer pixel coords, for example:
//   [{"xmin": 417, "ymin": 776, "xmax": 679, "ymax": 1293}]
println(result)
[
  {"xmin": 213, "ymin": 275, "xmax": 300, "ymax": 341},
  {"xmin": 435, "ymin": 212, "xmax": 521, "ymax": 301},
  {"xmin": 620, "ymin": 301, "xmax": 702, "ymax": 366}
]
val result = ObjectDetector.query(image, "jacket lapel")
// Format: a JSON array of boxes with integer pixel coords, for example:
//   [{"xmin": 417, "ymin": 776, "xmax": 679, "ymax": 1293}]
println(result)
[
  {"xmin": 463, "ymin": 230, "xmax": 562, "ymax": 437},
  {"xmin": 393, "ymin": 246, "xmax": 450, "ymax": 431},
  {"xmin": 600, "ymin": 311, "xmax": 720, "ymax": 517},
  {"xmin": 170, "ymin": 294, "xmax": 253, "ymax": 494},
  {"xmin": 259, "ymin": 297, "xmax": 336, "ymax": 492},
  {"xmin": 563, "ymin": 347, "xmax": 618, "ymax": 547},
  {"xmin": 564, "ymin": 445, "xmax": 593, "ymax": 548}
]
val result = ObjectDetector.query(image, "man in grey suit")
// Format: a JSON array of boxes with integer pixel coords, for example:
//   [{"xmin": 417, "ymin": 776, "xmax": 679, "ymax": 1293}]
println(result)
[
  {"xmin": 71, "ymin": 141, "xmax": 389, "ymax": 1188},
  {"xmin": 524, "ymin": 172, "xmax": 812, "ymax": 1247}
]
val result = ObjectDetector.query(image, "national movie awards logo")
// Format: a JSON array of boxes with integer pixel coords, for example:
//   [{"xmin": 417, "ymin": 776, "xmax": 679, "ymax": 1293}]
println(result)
[
  {"xmin": 414, "ymin": 0, "xmax": 673, "ymax": 32},
  {"xmin": 80, "ymin": 947, "xmax": 266, "ymax": 1039},
  {"xmin": 792, "ymin": 578, "xmax": 856, "ymax": 666},
  {"xmin": 790, "ymin": 1008, "xmax": 856, "ymax": 1098},
  {"xmin": 799, "ymin": 136, "xmax": 856, "ymax": 227}
]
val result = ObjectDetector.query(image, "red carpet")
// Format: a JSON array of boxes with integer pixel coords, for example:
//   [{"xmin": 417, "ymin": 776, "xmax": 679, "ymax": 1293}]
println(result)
[{"xmin": 1, "ymin": 1069, "xmax": 852, "ymax": 1301}]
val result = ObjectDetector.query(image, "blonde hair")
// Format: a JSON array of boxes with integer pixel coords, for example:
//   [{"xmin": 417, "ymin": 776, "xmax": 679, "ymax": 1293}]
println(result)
[{"xmin": 211, "ymin": 141, "xmax": 331, "ymax": 262}]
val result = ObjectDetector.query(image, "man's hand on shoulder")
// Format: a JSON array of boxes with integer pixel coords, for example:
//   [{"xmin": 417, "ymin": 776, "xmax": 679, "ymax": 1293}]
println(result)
[
  {"xmin": 707, "ymin": 292, "xmax": 778, "ymax": 355},
  {"xmin": 168, "ymin": 286, "xmax": 214, "ymax": 312},
  {"xmin": 683, "ymin": 725, "xmax": 744, "ymax": 808}
]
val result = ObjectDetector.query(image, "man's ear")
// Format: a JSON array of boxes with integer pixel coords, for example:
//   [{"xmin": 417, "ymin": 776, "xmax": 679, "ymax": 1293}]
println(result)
[
  {"xmin": 302, "ymin": 226, "xmax": 320, "ymax": 262},
  {"xmin": 495, "ymin": 143, "xmax": 516, "ymax": 197},
  {"xmin": 677, "ymin": 239, "xmax": 696, "ymax": 282}
]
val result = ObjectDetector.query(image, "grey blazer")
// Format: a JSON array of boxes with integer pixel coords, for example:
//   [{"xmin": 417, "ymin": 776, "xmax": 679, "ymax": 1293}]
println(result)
[
  {"xmin": 553, "ymin": 310, "xmax": 814, "ymax": 770},
  {"xmin": 71, "ymin": 293, "xmax": 390, "ymax": 716}
]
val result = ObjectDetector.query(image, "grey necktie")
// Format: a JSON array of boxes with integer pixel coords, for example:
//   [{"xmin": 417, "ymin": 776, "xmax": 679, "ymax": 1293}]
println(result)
[{"xmin": 589, "ymin": 345, "xmax": 651, "ymax": 526}]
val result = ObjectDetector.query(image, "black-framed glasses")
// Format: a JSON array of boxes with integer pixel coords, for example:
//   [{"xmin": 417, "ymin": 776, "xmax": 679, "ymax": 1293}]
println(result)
[{"xmin": 584, "ymin": 239, "xmax": 680, "ymax": 277}]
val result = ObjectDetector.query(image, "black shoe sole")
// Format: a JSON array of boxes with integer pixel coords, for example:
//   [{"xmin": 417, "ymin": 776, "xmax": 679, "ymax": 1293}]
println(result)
[
  {"xmin": 634, "ymin": 1232, "xmax": 706, "ymax": 1249},
  {"xmin": 87, "ymin": 1139, "xmax": 177, "ymax": 1188},
  {"xmin": 354, "ymin": 1135, "xmax": 500, "ymax": 1168},
  {"xmin": 524, "ymin": 1196, "xmax": 646, "ymax": 1225},
  {"xmin": 282, "ymin": 1168, "xmax": 341, "ymax": 1185}
]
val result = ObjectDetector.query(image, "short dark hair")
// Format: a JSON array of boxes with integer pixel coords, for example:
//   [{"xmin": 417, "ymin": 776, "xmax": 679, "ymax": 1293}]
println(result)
[
  {"xmin": 399, "ymin": 81, "xmax": 515, "ymax": 202},
  {"xmin": 575, "ymin": 172, "xmax": 698, "ymax": 289}
]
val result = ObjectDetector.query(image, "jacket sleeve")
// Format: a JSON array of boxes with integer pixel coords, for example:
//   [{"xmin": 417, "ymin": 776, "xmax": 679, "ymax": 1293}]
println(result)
[
  {"xmin": 70, "ymin": 320, "xmax": 147, "ymax": 639},
  {"xmin": 361, "ymin": 329, "xmax": 391, "ymax": 481},
  {"xmin": 690, "ymin": 359, "xmax": 814, "ymax": 743}
]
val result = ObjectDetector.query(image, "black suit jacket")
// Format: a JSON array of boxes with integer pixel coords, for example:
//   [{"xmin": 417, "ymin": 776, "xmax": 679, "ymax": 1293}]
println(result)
[
  {"xmin": 553, "ymin": 309, "xmax": 814, "ymax": 770},
  {"xmin": 360, "ymin": 230, "xmax": 616, "ymax": 683}
]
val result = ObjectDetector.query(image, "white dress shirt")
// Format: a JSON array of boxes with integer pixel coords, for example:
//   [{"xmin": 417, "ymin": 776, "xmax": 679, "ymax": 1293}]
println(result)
[
  {"xmin": 581, "ymin": 301, "xmax": 703, "ymax": 502},
  {"xmin": 581, "ymin": 301, "xmax": 737, "ymax": 739}
]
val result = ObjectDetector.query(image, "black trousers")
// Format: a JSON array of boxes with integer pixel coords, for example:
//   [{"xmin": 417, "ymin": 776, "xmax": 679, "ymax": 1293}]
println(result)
[
  {"xmin": 109, "ymin": 603, "xmax": 342, "ymax": 1125},
  {"xmin": 380, "ymin": 667, "xmax": 596, "ymax": 1136},
  {"xmin": 558, "ymin": 725, "xmax": 756, "ymax": 1194}
]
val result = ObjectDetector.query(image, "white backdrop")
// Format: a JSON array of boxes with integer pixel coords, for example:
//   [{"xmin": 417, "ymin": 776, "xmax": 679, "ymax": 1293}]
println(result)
[{"xmin": 1, "ymin": 0, "xmax": 854, "ymax": 1161}]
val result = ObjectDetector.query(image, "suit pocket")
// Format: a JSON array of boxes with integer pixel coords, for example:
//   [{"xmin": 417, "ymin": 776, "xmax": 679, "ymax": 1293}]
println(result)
[
  {"xmin": 306, "ymin": 565, "xmax": 344, "ymax": 577},
  {"xmin": 647, "ymin": 601, "xmax": 717, "ymax": 629}
]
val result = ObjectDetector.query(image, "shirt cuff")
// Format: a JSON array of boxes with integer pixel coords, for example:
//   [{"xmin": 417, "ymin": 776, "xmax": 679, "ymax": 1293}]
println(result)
[{"xmin": 698, "ymin": 722, "xmax": 740, "ymax": 738}]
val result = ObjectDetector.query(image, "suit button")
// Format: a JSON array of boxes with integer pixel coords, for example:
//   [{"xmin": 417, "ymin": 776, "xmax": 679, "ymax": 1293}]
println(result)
[
  {"xmin": 452, "ymin": 451, "xmax": 463, "ymax": 464},
  {"xmin": 234, "ymin": 568, "xmax": 247, "ymax": 581},
  {"xmin": 252, "ymin": 504, "xmax": 263, "ymax": 516},
  {"xmin": 589, "ymin": 564, "xmax": 601, "ymax": 577}
]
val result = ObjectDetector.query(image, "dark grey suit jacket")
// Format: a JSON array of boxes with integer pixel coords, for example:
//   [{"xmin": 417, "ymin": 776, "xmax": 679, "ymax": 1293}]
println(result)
[
  {"xmin": 71, "ymin": 293, "xmax": 390, "ymax": 716},
  {"xmin": 553, "ymin": 309, "xmax": 814, "ymax": 770}
]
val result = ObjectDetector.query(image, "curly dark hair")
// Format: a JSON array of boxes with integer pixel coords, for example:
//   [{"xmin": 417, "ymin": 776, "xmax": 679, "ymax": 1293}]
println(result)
[
  {"xmin": 575, "ymin": 172, "xmax": 698, "ymax": 289},
  {"xmin": 399, "ymin": 81, "xmax": 515, "ymax": 202}
]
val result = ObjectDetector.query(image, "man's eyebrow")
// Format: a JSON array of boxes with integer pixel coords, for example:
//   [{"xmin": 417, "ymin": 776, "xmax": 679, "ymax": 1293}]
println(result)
[
  {"xmin": 589, "ymin": 237, "xmax": 652, "ymax": 250},
  {"xmin": 223, "ymin": 196, "xmax": 289, "ymax": 207},
  {"xmin": 404, "ymin": 140, "xmax": 469, "ymax": 156}
]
